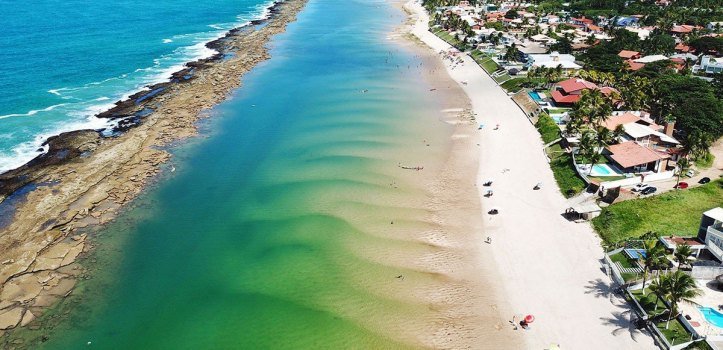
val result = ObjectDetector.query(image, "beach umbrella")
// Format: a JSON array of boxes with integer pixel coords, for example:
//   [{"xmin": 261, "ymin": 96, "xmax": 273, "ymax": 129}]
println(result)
[{"xmin": 524, "ymin": 314, "xmax": 535, "ymax": 323}]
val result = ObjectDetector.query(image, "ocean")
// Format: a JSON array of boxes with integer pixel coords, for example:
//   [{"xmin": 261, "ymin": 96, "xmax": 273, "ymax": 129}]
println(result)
[
  {"xmin": 7, "ymin": 0, "xmax": 463, "ymax": 348},
  {"xmin": 0, "ymin": 0, "xmax": 277, "ymax": 173}
]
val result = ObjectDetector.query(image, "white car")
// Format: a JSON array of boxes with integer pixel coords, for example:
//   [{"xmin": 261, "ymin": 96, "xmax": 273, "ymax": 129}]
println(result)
[{"xmin": 631, "ymin": 183, "xmax": 650, "ymax": 192}]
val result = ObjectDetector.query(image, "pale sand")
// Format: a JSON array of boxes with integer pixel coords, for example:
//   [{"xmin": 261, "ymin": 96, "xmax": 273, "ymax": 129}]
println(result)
[{"xmin": 405, "ymin": 1, "xmax": 656, "ymax": 349}]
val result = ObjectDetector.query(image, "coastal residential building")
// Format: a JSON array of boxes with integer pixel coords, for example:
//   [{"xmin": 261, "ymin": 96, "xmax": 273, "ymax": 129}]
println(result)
[
  {"xmin": 618, "ymin": 50, "xmax": 641, "ymax": 60},
  {"xmin": 526, "ymin": 52, "xmax": 581, "ymax": 71},
  {"xmin": 670, "ymin": 24, "xmax": 700, "ymax": 36},
  {"xmin": 615, "ymin": 16, "xmax": 640, "ymax": 27},
  {"xmin": 625, "ymin": 27, "xmax": 651, "ymax": 40},
  {"xmin": 603, "ymin": 141, "xmax": 671, "ymax": 174},
  {"xmin": 696, "ymin": 207, "xmax": 723, "ymax": 263},
  {"xmin": 697, "ymin": 56, "xmax": 723, "ymax": 74},
  {"xmin": 550, "ymin": 78, "xmax": 616, "ymax": 106}
]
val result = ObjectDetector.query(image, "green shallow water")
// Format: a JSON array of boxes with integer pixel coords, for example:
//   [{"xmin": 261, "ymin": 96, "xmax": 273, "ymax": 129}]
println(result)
[{"xmin": 30, "ymin": 0, "xmax": 456, "ymax": 348}]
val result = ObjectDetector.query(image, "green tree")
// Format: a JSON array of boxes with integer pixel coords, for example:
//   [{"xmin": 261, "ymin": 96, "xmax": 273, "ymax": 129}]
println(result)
[
  {"xmin": 688, "ymin": 36, "xmax": 723, "ymax": 55},
  {"xmin": 673, "ymin": 244, "xmax": 693, "ymax": 270},
  {"xmin": 504, "ymin": 43, "xmax": 521, "ymax": 62},
  {"xmin": 550, "ymin": 37, "xmax": 573, "ymax": 54},
  {"xmin": 657, "ymin": 270, "xmax": 702, "ymax": 329},
  {"xmin": 640, "ymin": 240, "xmax": 666, "ymax": 294},
  {"xmin": 575, "ymin": 89, "xmax": 613, "ymax": 126}
]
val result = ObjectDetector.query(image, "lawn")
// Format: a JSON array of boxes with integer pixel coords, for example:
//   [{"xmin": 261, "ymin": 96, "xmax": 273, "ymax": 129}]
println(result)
[
  {"xmin": 535, "ymin": 113, "xmax": 561, "ymax": 144},
  {"xmin": 656, "ymin": 318, "xmax": 692, "ymax": 346},
  {"xmin": 545, "ymin": 108, "xmax": 571, "ymax": 114},
  {"xmin": 470, "ymin": 50, "xmax": 501, "ymax": 74},
  {"xmin": 629, "ymin": 289, "xmax": 694, "ymax": 345},
  {"xmin": 592, "ymin": 180, "xmax": 723, "ymax": 244},
  {"xmin": 609, "ymin": 252, "xmax": 641, "ymax": 282},
  {"xmin": 500, "ymin": 77, "xmax": 528, "ymax": 93},
  {"xmin": 493, "ymin": 73, "xmax": 511, "ymax": 84},
  {"xmin": 630, "ymin": 289, "xmax": 668, "ymax": 317},
  {"xmin": 695, "ymin": 152, "xmax": 715, "ymax": 169},
  {"xmin": 609, "ymin": 251, "xmax": 637, "ymax": 268},
  {"xmin": 431, "ymin": 29, "xmax": 462, "ymax": 49},
  {"xmin": 546, "ymin": 144, "xmax": 587, "ymax": 198}
]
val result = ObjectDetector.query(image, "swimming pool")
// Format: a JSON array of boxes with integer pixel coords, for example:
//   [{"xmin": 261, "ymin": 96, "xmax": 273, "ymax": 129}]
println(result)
[
  {"xmin": 528, "ymin": 91, "xmax": 544, "ymax": 102},
  {"xmin": 550, "ymin": 114, "xmax": 566, "ymax": 124},
  {"xmin": 624, "ymin": 248, "xmax": 647, "ymax": 260},
  {"xmin": 593, "ymin": 164, "xmax": 613, "ymax": 175},
  {"xmin": 580, "ymin": 163, "xmax": 622, "ymax": 177},
  {"xmin": 699, "ymin": 307, "xmax": 723, "ymax": 328}
]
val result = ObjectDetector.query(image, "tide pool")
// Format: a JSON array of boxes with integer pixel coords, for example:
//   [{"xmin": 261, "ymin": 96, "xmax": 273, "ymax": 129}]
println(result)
[{"xmin": 15, "ymin": 0, "xmax": 458, "ymax": 349}]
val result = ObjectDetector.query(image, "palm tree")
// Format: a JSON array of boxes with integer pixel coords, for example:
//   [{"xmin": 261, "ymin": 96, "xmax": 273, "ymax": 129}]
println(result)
[
  {"xmin": 649, "ymin": 277, "xmax": 666, "ymax": 313},
  {"xmin": 575, "ymin": 89, "xmax": 613, "ymax": 127},
  {"xmin": 641, "ymin": 240, "xmax": 666, "ymax": 294},
  {"xmin": 578, "ymin": 130, "xmax": 600, "ymax": 175},
  {"xmin": 673, "ymin": 244, "xmax": 693, "ymax": 270},
  {"xmin": 657, "ymin": 270, "xmax": 702, "ymax": 329}
]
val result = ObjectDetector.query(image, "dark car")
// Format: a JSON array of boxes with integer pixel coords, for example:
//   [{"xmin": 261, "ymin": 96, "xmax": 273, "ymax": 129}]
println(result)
[
  {"xmin": 699, "ymin": 177, "xmax": 711, "ymax": 184},
  {"xmin": 674, "ymin": 182, "xmax": 689, "ymax": 189},
  {"xmin": 641, "ymin": 186, "xmax": 657, "ymax": 195}
]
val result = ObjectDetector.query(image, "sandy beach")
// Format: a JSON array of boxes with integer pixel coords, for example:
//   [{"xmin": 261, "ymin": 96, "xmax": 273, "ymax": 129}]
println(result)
[{"xmin": 405, "ymin": 1, "xmax": 657, "ymax": 348}]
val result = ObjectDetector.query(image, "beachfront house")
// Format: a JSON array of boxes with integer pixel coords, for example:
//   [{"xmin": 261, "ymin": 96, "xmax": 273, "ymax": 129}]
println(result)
[
  {"xmin": 602, "ymin": 141, "xmax": 671, "ymax": 174},
  {"xmin": 526, "ymin": 52, "xmax": 581, "ymax": 71},
  {"xmin": 550, "ymin": 78, "xmax": 616, "ymax": 107},
  {"xmin": 618, "ymin": 50, "xmax": 641, "ymax": 60},
  {"xmin": 697, "ymin": 56, "xmax": 723, "ymax": 74},
  {"xmin": 697, "ymin": 208, "xmax": 723, "ymax": 264}
]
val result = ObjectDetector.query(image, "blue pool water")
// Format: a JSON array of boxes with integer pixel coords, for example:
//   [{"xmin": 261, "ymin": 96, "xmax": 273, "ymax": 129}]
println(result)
[
  {"xmin": 0, "ymin": 0, "xmax": 275, "ymax": 173},
  {"xmin": 528, "ymin": 91, "xmax": 544, "ymax": 102},
  {"xmin": 593, "ymin": 164, "xmax": 613, "ymax": 175},
  {"xmin": 700, "ymin": 307, "xmax": 723, "ymax": 328},
  {"xmin": 625, "ymin": 248, "xmax": 647, "ymax": 259}
]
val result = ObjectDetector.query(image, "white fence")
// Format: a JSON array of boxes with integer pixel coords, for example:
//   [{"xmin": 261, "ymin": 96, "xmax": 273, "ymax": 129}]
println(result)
[
  {"xmin": 601, "ymin": 171, "xmax": 675, "ymax": 188},
  {"xmin": 691, "ymin": 265, "xmax": 723, "ymax": 279}
]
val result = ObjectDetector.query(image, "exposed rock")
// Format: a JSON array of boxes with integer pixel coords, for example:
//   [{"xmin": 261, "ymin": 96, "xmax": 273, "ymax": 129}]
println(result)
[
  {"xmin": 20, "ymin": 310, "xmax": 35, "ymax": 326},
  {"xmin": 0, "ymin": 0, "xmax": 309, "ymax": 334},
  {"xmin": 0, "ymin": 307, "xmax": 23, "ymax": 330}
]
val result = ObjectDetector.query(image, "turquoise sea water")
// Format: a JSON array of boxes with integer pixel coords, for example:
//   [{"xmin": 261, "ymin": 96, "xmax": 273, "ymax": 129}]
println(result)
[
  {"xmin": 14, "ymin": 0, "xmax": 458, "ymax": 348},
  {"xmin": 0, "ymin": 0, "xmax": 275, "ymax": 172}
]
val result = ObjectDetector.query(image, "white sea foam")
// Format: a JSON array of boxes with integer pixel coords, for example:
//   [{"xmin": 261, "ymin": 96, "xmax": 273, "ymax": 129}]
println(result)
[
  {"xmin": 1, "ymin": 1, "xmax": 283, "ymax": 174},
  {"xmin": 0, "ymin": 103, "xmax": 69, "ymax": 120}
]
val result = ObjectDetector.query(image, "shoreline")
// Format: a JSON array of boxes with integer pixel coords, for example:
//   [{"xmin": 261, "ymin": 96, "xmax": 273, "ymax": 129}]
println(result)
[
  {"xmin": 404, "ymin": 1, "xmax": 656, "ymax": 349},
  {"xmin": 0, "ymin": 0, "xmax": 308, "ymax": 337},
  {"xmin": 0, "ymin": 0, "xmax": 288, "ymax": 200},
  {"xmin": 385, "ymin": 2, "xmax": 526, "ymax": 348}
]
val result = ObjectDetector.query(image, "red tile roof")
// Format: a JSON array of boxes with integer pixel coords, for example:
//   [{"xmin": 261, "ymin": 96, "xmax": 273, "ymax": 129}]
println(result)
[
  {"xmin": 550, "ymin": 90, "xmax": 580, "ymax": 104},
  {"xmin": 572, "ymin": 17, "xmax": 594, "ymax": 25},
  {"xmin": 601, "ymin": 112, "xmax": 641, "ymax": 130},
  {"xmin": 625, "ymin": 60, "xmax": 646, "ymax": 71},
  {"xmin": 671, "ymin": 25, "xmax": 698, "ymax": 34},
  {"xmin": 618, "ymin": 50, "xmax": 640, "ymax": 59},
  {"xmin": 557, "ymin": 78, "xmax": 598, "ymax": 94},
  {"xmin": 675, "ymin": 43, "xmax": 692, "ymax": 52},
  {"xmin": 606, "ymin": 141, "xmax": 670, "ymax": 168}
]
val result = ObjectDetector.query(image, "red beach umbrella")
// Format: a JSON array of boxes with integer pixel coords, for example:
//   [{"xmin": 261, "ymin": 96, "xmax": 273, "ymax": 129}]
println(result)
[{"xmin": 524, "ymin": 315, "xmax": 535, "ymax": 323}]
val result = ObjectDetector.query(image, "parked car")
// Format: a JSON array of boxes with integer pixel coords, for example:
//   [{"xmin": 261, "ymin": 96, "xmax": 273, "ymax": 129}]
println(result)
[
  {"xmin": 641, "ymin": 186, "xmax": 657, "ymax": 195},
  {"xmin": 631, "ymin": 183, "xmax": 650, "ymax": 192},
  {"xmin": 699, "ymin": 177, "xmax": 711, "ymax": 184},
  {"xmin": 685, "ymin": 169, "xmax": 695, "ymax": 178},
  {"xmin": 674, "ymin": 182, "xmax": 689, "ymax": 189}
]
